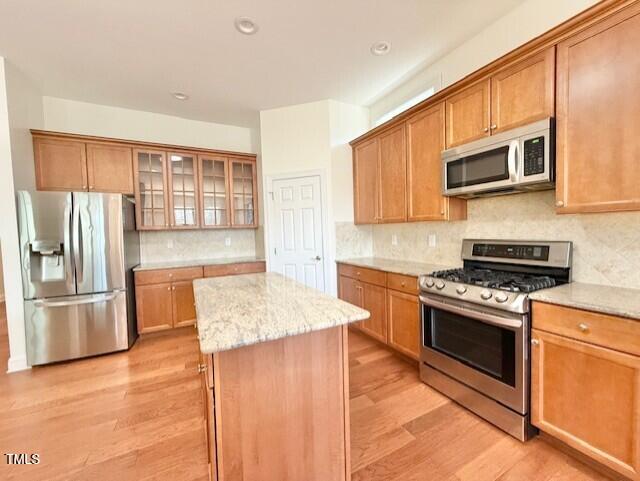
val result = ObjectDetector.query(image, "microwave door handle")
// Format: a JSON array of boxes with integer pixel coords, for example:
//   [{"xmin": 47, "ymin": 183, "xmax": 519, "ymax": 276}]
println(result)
[
  {"xmin": 508, "ymin": 140, "xmax": 519, "ymax": 181},
  {"xmin": 420, "ymin": 295, "xmax": 523, "ymax": 330}
]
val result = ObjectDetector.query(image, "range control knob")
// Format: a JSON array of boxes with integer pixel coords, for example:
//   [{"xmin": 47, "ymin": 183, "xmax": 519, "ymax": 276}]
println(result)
[
  {"xmin": 424, "ymin": 278, "xmax": 435, "ymax": 288},
  {"xmin": 480, "ymin": 290, "xmax": 493, "ymax": 300},
  {"xmin": 435, "ymin": 281, "xmax": 446, "ymax": 290},
  {"xmin": 456, "ymin": 286, "xmax": 467, "ymax": 295},
  {"xmin": 495, "ymin": 292, "xmax": 509, "ymax": 303}
]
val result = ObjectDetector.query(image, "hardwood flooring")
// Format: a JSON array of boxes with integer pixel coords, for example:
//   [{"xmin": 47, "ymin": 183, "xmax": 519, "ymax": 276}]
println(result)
[{"xmin": 0, "ymin": 304, "xmax": 610, "ymax": 480}]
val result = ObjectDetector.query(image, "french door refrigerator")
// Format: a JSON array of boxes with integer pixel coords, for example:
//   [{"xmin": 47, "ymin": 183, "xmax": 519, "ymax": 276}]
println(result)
[{"xmin": 18, "ymin": 191, "xmax": 140, "ymax": 365}]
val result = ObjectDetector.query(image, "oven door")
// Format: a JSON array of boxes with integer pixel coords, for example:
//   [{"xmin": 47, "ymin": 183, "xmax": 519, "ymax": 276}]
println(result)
[{"xmin": 420, "ymin": 294, "xmax": 528, "ymax": 414}]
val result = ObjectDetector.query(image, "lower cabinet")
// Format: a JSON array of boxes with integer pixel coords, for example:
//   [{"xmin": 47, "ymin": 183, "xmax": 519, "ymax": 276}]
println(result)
[
  {"xmin": 387, "ymin": 289, "xmax": 420, "ymax": 360},
  {"xmin": 172, "ymin": 280, "xmax": 198, "ymax": 328},
  {"xmin": 136, "ymin": 283, "xmax": 174, "ymax": 333},
  {"xmin": 338, "ymin": 263, "xmax": 420, "ymax": 361},
  {"xmin": 531, "ymin": 302, "xmax": 640, "ymax": 481}
]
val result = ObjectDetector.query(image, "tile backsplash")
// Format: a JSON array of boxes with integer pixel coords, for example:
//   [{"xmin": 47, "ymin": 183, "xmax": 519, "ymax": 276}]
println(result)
[
  {"xmin": 335, "ymin": 222, "xmax": 373, "ymax": 259},
  {"xmin": 342, "ymin": 191, "xmax": 640, "ymax": 289},
  {"xmin": 140, "ymin": 229, "xmax": 257, "ymax": 264}
]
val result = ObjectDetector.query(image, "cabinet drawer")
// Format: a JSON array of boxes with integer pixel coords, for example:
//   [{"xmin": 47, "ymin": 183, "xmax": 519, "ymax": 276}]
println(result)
[
  {"xmin": 337, "ymin": 263, "xmax": 386, "ymax": 287},
  {"xmin": 386, "ymin": 273, "xmax": 418, "ymax": 295},
  {"xmin": 135, "ymin": 266, "xmax": 203, "ymax": 286},
  {"xmin": 532, "ymin": 301, "xmax": 640, "ymax": 357},
  {"xmin": 203, "ymin": 261, "xmax": 266, "ymax": 278}
]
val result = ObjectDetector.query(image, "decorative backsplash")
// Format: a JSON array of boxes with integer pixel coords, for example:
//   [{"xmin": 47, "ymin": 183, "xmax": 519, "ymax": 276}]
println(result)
[
  {"xmin": 342, "ymin": 191, "xmax": 640, "ymax": 289},
  {"xmin": 335, "ymin": 222, "xmax": 373, "ymax": 259},
  {"xmin": 140, "ymin": 229, "xmax": 257, "ymax": 264}
]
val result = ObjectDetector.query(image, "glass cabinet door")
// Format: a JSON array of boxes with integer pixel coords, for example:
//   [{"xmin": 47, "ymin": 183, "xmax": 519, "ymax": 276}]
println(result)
[
  {"xmin": 230, "ymin": 159, "xmax": 257, "ymax": 227},
  {"xmin": 199, "ymin": 155, "xmax": 230, "ymax": 227},
  {"xmin": 167, "ymin": 152, "xmax": 199, "ymax": 228},
  {"xmin": 135, "ymin": 150, "xmax": 168, "ymax": 229}
]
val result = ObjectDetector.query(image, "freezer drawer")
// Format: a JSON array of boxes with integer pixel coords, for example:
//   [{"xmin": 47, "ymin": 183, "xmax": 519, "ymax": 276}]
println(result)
[{"xmin": 25, "ymin": 290, "xmax": 130, "ymax": 365}]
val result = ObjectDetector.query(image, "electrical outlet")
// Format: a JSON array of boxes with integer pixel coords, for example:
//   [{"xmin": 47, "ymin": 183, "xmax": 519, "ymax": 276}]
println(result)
[
  {"xmin": 225, "ymin": 236, "xmax": 231, "ymax": 247},
  {"xmin": 391, "ymin": 234, "xmax": 398, "ymax": 246},
  {"xmin": 428, "ymin": 234, "xmax": 437, "ymax": 248},
  {"xmin": 167, "ymin": 239, "xmax": 174, "ymax": 249}
]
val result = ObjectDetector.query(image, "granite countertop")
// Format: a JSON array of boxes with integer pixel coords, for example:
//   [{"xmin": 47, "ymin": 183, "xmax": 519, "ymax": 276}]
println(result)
[
  {"xmin": 336, "ymin": 257, "xmax": 453, "ymax": 277},
  {"xmin": 193, "ymin": 272, "xmax": 370, "ymax": 354},
  {"xmin": 133, "ymin": 256, "xmax": 265, "ymax": 272},
  {"xmin": 529, "ymin": 282, "xmax": 640, "ymax": 320}
]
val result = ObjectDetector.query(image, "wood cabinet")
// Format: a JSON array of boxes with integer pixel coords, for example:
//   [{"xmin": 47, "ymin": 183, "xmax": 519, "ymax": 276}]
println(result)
[
  {"xmin": 353, "ymin": 138, "xmax": 379, "ymax": 224},
  {"xmin": 86, "ymin": 143, "xmax": 134, "ymax": 194},
  {"xmin": 406, "ymin": 103, "xmax": 466, "ymax": 221},
  {"xmin": 229, "ymin": 158, "xmax": 258, "ymax": 228},
  {"xmin": 171, "ymin": 280, "xmax": 198, "ymax": 328},
  {"xmin": 199, "ymin": 155, "xmax": 230, "ymax": 228},
  {"xmin": 167, "ymin": 151, "xmax": 199, "ymax": 229},
  {"xmin": 133, "ymin": 149, "xmax": 170, "ymax": 230},
  {"xmin": 531, "ymin": 301, "xmax": 640, "ymax": 481},
  {"xmin": 387, "ymin": 288, "xmax": 420, "ymax": 360},
  {"xmin": 445, "ymin": 79, "xmax": 491, "ymax": 148},
  {"xmin": 33, "ymin": 134, "xmax": 134, "ymax": 193},
  {"xmin": 135, "ymin": 283, "xmax": 174, "ymax": 333},
  {"xmin": 555, "ymin": 4, "xmax": 640, "ymax": 214},
  {"xmin": 377, "ymin": 124, "xmax": 407, "ymax": 223},
  {"xmin": 338, "ymin": 263, "xmax": 421, "ymax": 360},
  {"xmin": 203, "ymin": 261, "xmax": 266, "ymax": 278}
]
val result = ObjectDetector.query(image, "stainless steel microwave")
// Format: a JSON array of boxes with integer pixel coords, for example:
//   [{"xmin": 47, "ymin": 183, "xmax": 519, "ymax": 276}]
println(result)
[{"xmin": 442, "ymin": 118, "xmax": 554, "ymax": 198}]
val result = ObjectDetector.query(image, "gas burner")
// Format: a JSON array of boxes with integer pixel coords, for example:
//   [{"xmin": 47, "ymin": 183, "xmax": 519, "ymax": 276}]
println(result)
[{"xmin": 431, "ymin": 268, "xmax": 556, "ymax": 293}]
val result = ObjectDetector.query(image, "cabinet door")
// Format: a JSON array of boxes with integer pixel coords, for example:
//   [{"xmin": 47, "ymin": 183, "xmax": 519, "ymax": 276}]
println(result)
[
  {"xmin": 172, "ymin": 280, "xmax": 197, "ymax": 328},
  {"xmin": 168, "ymin": 151, "xmax": 199, "ymax": 228},
  {"xmin": 556, "ymin": 5, "xmax": 640, "ymax": 214},
  {"xmin": 229, "ymin": 159, "xmax": 257, "ymax": 227},
  {"xmin": 360, "ymin": 282, "xmax": 387, "ymax": 343},
  {"xmin": 338, "ymin": 275, "xmax": 364, "ymax": 329},
  {"xmin": 199, "ymin": 155, "xmax": 230, "ymax": 228},
  {"xmin": 406, "ymin": 103, "xmax": 466, "ymax": 222},
  {"xmin": 378, "ymin": 124, "xmax": 407, "ymax": 223},
  {"xmin": 387, "ymin": 289, "xmax": 420, "ymax": 360},
  {"xmin": 490, "ymin": 47, "xmax": 555, "ymax": 134},
  {"xmin": 133, "ymin": 149, "xmax": 169, "ymax": 230},
  {"xmin": 136, "ymin": 283, "xmax": 173, "ymax": 333},
  {"xmin": 531, "ymin": 329, "xmax": 640, "ymax": 480},
  {"xmin": 86, "ymin": 143, "xmax": 134, "ymax": 194},
  {"xmin": 33, "ymin": 137, "xmax": 88, "ymax": 191},
  {"xmin": 353, "ymin": 138, "xmax": 379, "ymax": 225},
  {"xmin": 445, "ymin": 79, "xmax": 490, "ymax": 148}
]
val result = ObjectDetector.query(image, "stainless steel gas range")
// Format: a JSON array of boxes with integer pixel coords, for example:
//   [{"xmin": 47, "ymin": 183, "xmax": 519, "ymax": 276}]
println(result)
[{"xmin": 419, "ymin": 239, "xmax": 572, "ymax": 441}]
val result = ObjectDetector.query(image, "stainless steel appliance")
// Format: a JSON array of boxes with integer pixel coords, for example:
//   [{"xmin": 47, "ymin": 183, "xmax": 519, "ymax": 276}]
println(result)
[
  {"xmin": 18, "ymin": 191, "xmax": 140, "ymax": 365},
  {"xmin": 442, "ymin": 118, "xmax": 554, "ymax": 198},
  {"xmin": 419, "ymin": 239, "xmax": 572, "ymax": 441}
]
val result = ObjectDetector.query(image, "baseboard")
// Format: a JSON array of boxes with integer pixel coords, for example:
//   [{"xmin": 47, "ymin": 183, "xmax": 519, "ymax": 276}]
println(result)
[{"xmin": 7, "ymin": 355, "xmax": 30, "ymax": 373}]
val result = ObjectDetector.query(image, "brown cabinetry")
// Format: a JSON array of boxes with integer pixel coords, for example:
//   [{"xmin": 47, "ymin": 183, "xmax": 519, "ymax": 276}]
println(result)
[
  {"xmin": 445, "ymin": 79, "xmax": 491, "ymax": 148},
  {"xmin": 199, "ymin": 155, "xmax": 230, "ymax": 228},
  {"xmin": 135, "ymin": 283, "xmax": 174, "ymax": 333},
  {"xmin": 86, "ymin": 143, "xmax": 134, "ymax": 194},
  {"xmin": 377, "ymin": 124, "xmax": 407, "ymax": 223},
  {"xmin": 359, "ymin": 282, "xmax": 387, "ymax": 343},
  {"xmin": 531, "ymin": 301, "xmax": 640, "ymax": 481},
  {"xmin": 167, "ymin": 151, "xmax": 199, "ymax": 229},
  {"xmin": 203, "ymin": 261, "xmax": 266, "ymax": 278},
  {"xmin": 387, "ymin": 288, "xmax": 420, "ymax": 360},
  {"xmin": 229, "ymin": 158, "xmax": 258, "ymax": 228},
  {"xmin": 353, "ymin": 138, "xmax": 379, "ymax": 224},
  {"xmin": 555, "ymin": 4, "xmax": 640, "ymax": 214}
]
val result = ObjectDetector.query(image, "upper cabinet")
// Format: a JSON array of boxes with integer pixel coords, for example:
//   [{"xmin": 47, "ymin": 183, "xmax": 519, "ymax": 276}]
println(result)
[
  {"xmin": 199, "ymin": 155, "xmax": 230, "ymax": 228},
  {"xmin": 133, "ymin": 149, "xmax": 169, "ymax": 230},
  {"xmin": 445, "ymin": 47, "xmax": 555, "ymax": 148},
  {"xmin": 445, "ymin": 79, "xmax": 491, "ymax": 148},
  {"xmin": 229, "ymin": 158, "xmax": 258, "ymax": 228},
  {"xmin": 406, "ymin": 103, "xmax": 466, "ymax": 222},
  {"xmin": 167, "ymin": 151, "xmax": 199, "ymax": 229},
  {"xmin": 378, "ymin": 124, "xmax": 407, "ymax": 223},
  {"xmin": 353, "ymin": 138, "xmax": 379, "ymax": 224},
  {"xmin": 555, "ymin": 4, "xmax": 640, "ymax": 214}
]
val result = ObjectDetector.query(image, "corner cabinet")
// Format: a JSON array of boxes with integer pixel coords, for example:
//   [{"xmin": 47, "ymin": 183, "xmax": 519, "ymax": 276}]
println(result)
[{"xmin": 555, "ymin": 3, "xmax": 640, "ymax": 214}]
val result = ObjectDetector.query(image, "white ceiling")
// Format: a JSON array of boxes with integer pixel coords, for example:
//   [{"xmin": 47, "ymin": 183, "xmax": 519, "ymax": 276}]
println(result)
[{"xmin": 0, "ymin": 0, "xmax": 525, "ymax": 128}]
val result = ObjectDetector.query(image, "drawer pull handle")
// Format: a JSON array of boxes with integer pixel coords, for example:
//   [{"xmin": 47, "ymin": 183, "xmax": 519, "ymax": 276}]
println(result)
[
  {"xmin": 197, "ymin": 363, "xmax": 207, "ymax": 373},
  {"xmin": 401, "ymin": 282, "xmax": 406, "ymax": 287},
  {"xmin": 578, "ymin": 323, "xmax": 589, "ymax": 332}
]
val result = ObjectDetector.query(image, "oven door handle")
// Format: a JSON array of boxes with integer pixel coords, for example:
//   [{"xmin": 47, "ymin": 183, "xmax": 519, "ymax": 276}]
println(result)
[{"xmin": 420, "ymin": 295, "xmax": 523, "ymax": 330}]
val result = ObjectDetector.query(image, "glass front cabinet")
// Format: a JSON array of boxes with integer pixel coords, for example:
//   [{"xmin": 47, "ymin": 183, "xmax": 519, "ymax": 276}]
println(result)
[{"xmin": 134, "ymin": 149, "xmax": 257, "ymax": 231}]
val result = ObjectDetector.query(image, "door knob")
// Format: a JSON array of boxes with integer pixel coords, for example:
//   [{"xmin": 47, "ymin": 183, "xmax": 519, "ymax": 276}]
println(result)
[{"xmin": 312, "ymin": 256, "xmax": 321, "ymax": 261}]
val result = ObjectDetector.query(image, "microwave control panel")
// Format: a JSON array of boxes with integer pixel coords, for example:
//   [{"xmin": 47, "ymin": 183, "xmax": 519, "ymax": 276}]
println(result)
[{"xmin": 523, "ymin": 137, "xmax": 545, "ymax": 176}]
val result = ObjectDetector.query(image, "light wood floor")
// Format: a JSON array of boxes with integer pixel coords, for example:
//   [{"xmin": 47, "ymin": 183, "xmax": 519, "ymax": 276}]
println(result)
[{"xmin": 0, "ymin": 305, "xmax": 609, "ymax": 480}]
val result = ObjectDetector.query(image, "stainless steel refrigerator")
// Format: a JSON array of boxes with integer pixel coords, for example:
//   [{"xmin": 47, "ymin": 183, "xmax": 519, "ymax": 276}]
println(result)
[{"xmin": 18, "ymin": 191, "xmax": 140, "ymax": 365}]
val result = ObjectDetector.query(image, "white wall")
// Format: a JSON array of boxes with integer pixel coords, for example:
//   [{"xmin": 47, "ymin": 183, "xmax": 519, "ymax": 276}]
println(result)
[
  {"xmin": 260, "ymin": 100, "xmax": 369, "ymax": 295},
  {"xmin": 0, "ymin": 58, "xmax": 44, "ymax": 372},
  {"xmin": 370, "ymin": 0, "xmax": 599, "ymax": 123}
]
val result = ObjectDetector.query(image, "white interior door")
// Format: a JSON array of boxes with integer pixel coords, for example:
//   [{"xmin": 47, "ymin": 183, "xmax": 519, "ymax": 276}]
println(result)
[{"xmin": 269, "ymin": 175, "xmax": 325, "ymax": 291}]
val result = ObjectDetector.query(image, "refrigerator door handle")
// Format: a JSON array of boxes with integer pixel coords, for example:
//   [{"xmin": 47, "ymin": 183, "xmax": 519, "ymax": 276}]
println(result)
[
  {"xmin": 64, "ymin": 198, "xmax": 74, "ymax": 289},
  {"xmin": 33, "ymin": 291, "xmax": 121, "ymax": 308},
  {"xmin": 72, "ymin": 201, "xmax": 83, "ymax": 284}
]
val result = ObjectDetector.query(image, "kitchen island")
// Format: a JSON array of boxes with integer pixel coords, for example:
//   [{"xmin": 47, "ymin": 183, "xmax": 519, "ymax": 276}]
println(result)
[{"xmin": 193, "ymin": 272, "xmax": 370, "ymax": 481}]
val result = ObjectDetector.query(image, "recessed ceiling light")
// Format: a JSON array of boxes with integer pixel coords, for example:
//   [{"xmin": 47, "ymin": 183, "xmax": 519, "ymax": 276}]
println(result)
[
  {"xmin": 172, "ymin": 92, "xmax": 189, "ymax": 101},
  {"xmin": 371, "ymin": 41, "xmax": 391, "ymax": 56},
  {"xmin": 235, "ymin": 16, "xmax": 259, "ymax": 35}
]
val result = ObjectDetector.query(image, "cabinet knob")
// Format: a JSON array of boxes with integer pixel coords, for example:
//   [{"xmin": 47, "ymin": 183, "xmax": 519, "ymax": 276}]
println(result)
[
  {"xmin": 556, "ymin": 200, "xmax": 564, "ymax": 207},
  {"xmin": 167, "ymin": 287, "xmax": 171, "ymax": 291},
  {"xmin": 172, "ymin": 286, "xmax": 176, "ymax": 291},
  {"xmin": 401, "ymin": 281, "xmax": 406, "ymax": 287},
  {"xmin": 490, "ymin": 124, "xmax": 497, "ymax": 130},
  {"xmin": 578, "ymin": 323, "xmax": 589, "ymax": 332},
  {"xmin": 82, "ymin": 185, "xmax": 87, "ymax": 189},
  {"xmin": 483, "ymin": 127, "xmax": 489, "ymax": 133},
  {"xmin": 197, "ymin": 363, "xmax": 207, "ymax": 373},
  {"xmin": 531, "ymin": 339, "xmax": 540, "ymax": 346},
  {"xmin": 169, "ymin": 273, "xmax": 173, "ymax": 277}
]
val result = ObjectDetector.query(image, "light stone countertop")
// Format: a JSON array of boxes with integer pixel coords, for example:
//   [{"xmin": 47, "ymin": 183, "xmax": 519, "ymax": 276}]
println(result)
[
  {"xmin": 133, "ymin": 256, "xmax": 265, "ymax": 272},
  {"xmin": 336, "ymin": 257, "xmax": 454, "ymax": 277},
  {"xmin": 193, "ymin": 272, "xmax": 370, "ymax": 354},
  {"xmin": 529, "ymin": 282, "xmax": 640, "ymax": 320}
]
